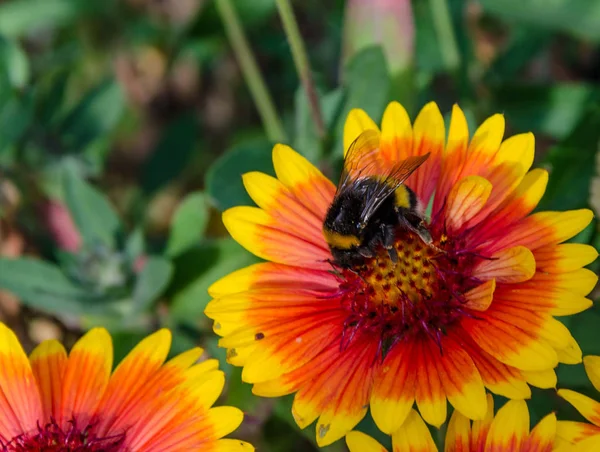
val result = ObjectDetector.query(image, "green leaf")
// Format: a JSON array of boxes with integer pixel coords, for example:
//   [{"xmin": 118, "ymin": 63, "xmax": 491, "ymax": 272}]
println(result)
[
  {"xmin": 413, "ymin": 0, "xmax": 445, "ymax": 73},
  {"xmin": 481, "ymin": 0, "xmax": 600, "ymax": 43},
  {"xmin": 166, "ymin": 192, "xmax": 210, "ymax": 257},
  {"xmin": 60, "ymin": 79, "xmax": 125, "ymax": 151},
  {"xmin": 142, "ymin": 114, "xmax": 197, "ymax": 195},
  {"xmin": 205, "ymin": 139, "xmax": 274, "ymax": 211},
  {"xmin": 0, "ymin": 257, "xmax": 89, "ymax": 315},
  {"xmin": 62, "ymin": 162, "xmax": 121, "ymax": 247},
  {"xmin": 0, "ymin": 0, "xmax": 107, "ymax": 37},
  {"xmin": 132, "ymin": 256, "xmax": 173, "ymax": 312},
  {"xmin": 168, "ymin": 238, "xmax": 258, "ymax": 326},
  {"xmin": 124, "ymin": 227, "xmax": 145, "ymax": 265},
  {"xmin": 537, "ymin": 108, "xmax": 600, "ymax": 211},
  {"xmin": 343, "ymin": 46, "xmax": 390, "ymax": 124},
  {"xmin": 0, "ymin": 36, "xmax": 29, "ymax": 89},
  {"xmin": 0, "ymin": 91, "xmax": 33, "ymax": 156},
  {"xmin": 494, "ymin": 83, "xmax": 600, "ymax": 140}
]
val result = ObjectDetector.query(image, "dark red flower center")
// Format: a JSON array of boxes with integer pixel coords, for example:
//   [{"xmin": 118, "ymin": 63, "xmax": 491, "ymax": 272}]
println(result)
[
  {"xmin": 337, "ymin": 226, "xmax": 483, "ymax": 356},
  {"xmin": 3, "ymin": 418, "xmax": 125, "ymax": 452}
]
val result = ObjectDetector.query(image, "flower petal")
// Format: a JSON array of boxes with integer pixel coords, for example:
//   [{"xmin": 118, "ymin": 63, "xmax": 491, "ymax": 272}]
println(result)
[
  {"xmin": 464, "ymin": 279, "xmax": 496, "ymax": 312},
  {"xmin": 484, "ymin": 400, "xmax": 529, "ymax": 451},
  {"xmin": 484, "ymin": 209, "xmax": 594, "ymax": 254},
  {"xmin": 473, "ymin": 246, "xmax": 535, "ymax": 284},
  {"xmin": 521, "ymin": 369, "xmax": 557, "ymax": 389},
  {"xmin": 434, "ymin": 104, "xmax": 469, "ymax": 213},
  {"xmin": 391, "ymin": 409, "xmax": 437, "ymax": 452},
  {"xmin": 60, "ymin": 327, "xmax": 112, "ymax": 425},
  {"xmin": 445, "ymin": 406, "xmax": 471, "ymax": 452},
  {"xmin": 93, "ymin": 329, "xmax": 172, "ymax": 436},
  {"xmin": 534, "ymin": 244, "xmax": 598, "ymax": 274},
  {"xmin": 524, "ymin": 412, "xmax": 556, "ymax": 452},
  {"xmin": 30, "ymin": 339, "xmax": 67, "ymax": 423},
  {"xmin": 462, "ymin": 303, "xmax": 558, "ymax": 372},
  {"xmin": 445, "ymin": 175, "xmax": 492, "ymax": 232},
  {"xmin": 571, "ymin": 435, "xmax": 600, "ymax": 452},
  {"xmin": 558, "ymin": 389, "xmax": 600, "ymax": 426},
  {"xmin": 555, "ymin": 421, "xmax": 600, "ymax": 447},
  {"xmin": 411, "ymin": 102, "xmax": 445, "ymax": 203},
  {"xmin": 212, "ymin": 439, "xmax": 255, "ymax": 452},
  {"xmin": 415, "ymin": 339, "xmax": 447, "ymax": 427},
  {"xmin": 344, "ymin": 108, "xmax": 380, "ymax": 154},
  {"xmin": 380, "ymin": 101, "xmax": 413, "ymax": 162},
  {"xmin": 346, "ymin": 431, "xmax": 389, "ymax": 452},
  {"xmin": 584, "ymin": 356, "xmax": 600, "ymax": 393},
  {"xmin": 371, "ymin": 340, "xmax": 416, "ymax": 434},
  {"xmin": 436, "ymin": 334, "xmax": 487, "ymax": 421},
  {"xmin": 222, "ymin": 206, "xmax": 331, "ymax": 269},
  {"xmin": 272, "ymin": 144, "xmax": 336, "ymax": 217},
  {"xmin": 0, "ymin": 324, "xmax": 42, "ymax": 438},
  {"xmin": 208, "ymin": 262, "xmax": 337, "ymax": 298},
  {"xmin": 470, "ymin": 394, "xmax": 495, "ymax": 451}
]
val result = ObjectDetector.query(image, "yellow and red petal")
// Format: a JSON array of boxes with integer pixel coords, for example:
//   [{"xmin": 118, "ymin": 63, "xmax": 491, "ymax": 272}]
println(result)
[
  {"xmin": 272, "ymin": 143, "xmax": 336, "ymax": 217},
  {"xmin": 523, "ymin": 412, "xmax": 556, "ymax": 452},
  {"xmin": 570, "ymin": 434, "xmax": 600, "ymax": 452},
  {"xmin": 584, "ymin": 356, "xmax": 600, "ymax": 393},
  {"xmin": 555, "ymin": 421, "xmax": 600, "ymax": 448},
  {"xmin": 29, "ymin": 339, "xmax": 67, "ymax": 424},
  {"xmin": 464, "ymin": 279, "xmax": 496, "ymax": 312},
  {"xmin": 291, "ymin": 338, "xmax": 378, "ymax": 447},
  {"xmin": 346, "ymin": 431, "xmax": 389, "ymax": 452},
  {"xmin": 521, "ymin": 369, "xmax": 557, "ymax": 389},
  {"xmin": 470, "ymin": 394, "xmax": 495, "ymax": 451},
  {"xmin": 391, "ymin": 409, "xmax": 437, "ymax": 452},
  {"xmin": 370, "ymin": 339, "xmax": 417, "ymax": 434},
  {"xmin": 222, "ymin": 206, "xmax": 331, "ymax": 269},
  {"xmin": 59, "ymin": 327, "xmax": 113, "ymax": 426},
  {"xmin": 410, "ymin": 102, "xmax": 445, "ymax": 203},
  {"xmin": 344, "ymin": 108, "xmax": 380, "ymax": 153},
  {"xmin": 434, "ymin": 104, "xmax": 469, "ymax": 214},
  {"xmin": 462, "ymin": 301, "xmax": 558, "ymax": 372},
  {"xmin": 380, "ymin": 101, "xmax": 413, "ymax": 163},
  {"xmin": 558, "ymin": 389, "xmax": 600, "ymax": 426},
  {"xmin": 208, "ymin": 262, "xmax": 337, "ymax": 298},
  {"xmin": 473, "ymin": 246, "xmax": 535, "ymax": 284},
  {"xmin": 445, "ymin": 176, "xmax": 492, "ymax": 233},
  {"xmin": 460, "ymin": 336, "xmax": 531, "ymax": 399},
  {"xmin": 534, "ymin": 244, "xmax": 598, "ymax": 274},
  {"xmin": 445, "ymin": 403, "xmax": 472, "ymax": 452},
  {"xmin": 93, "ymin": 329, "xmax": 172, "ymax": 436},
  {"xmin": 0, "ymin": 324, "xmax": 42, "ymax": 439},
  {"xmin": 483, "ymin": 209, "xmax": 594, "ymax": 254},
  {"xmin": 470, "ymin": 169, "xmax": 548, "ymax": 246},
  {"xmin": 414, "ymin": 339, "xmax": 447, "ymax": 427},
  {"xmin": 484, "ymin": 400, "xmax": 529, "ymax": 451}
]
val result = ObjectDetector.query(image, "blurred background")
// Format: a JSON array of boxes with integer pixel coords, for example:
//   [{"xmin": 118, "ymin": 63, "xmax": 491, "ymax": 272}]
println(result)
[{"xmin": 0, "ymin": 0, "xmax": 599, "ymax": 450}]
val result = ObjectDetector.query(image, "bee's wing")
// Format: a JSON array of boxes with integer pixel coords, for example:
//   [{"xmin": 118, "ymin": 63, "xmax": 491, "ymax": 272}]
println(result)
[
  {"xmin": 337, "ymin": 129, "xmax": 385, "ymax": 193},
  {"xmin": 360, "ymin": 152, "xmax": 430, "ymax": 221}
]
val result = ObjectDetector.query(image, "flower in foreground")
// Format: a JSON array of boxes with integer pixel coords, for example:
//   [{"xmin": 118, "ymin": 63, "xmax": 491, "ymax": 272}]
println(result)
[
  {"xmin": 0, "ymin": 324, "xmax": 253, "ymax": 451},
  {"xmin": 556, "ymin": 355, "xmax": 600, "ymax": 451},
  {"xmin": 205, "ymin": 101, "xmax": 597, "ymax": 446},
  {"xmin": 346, "ymin": 394, "xmax": 556, "ymax": 452}
]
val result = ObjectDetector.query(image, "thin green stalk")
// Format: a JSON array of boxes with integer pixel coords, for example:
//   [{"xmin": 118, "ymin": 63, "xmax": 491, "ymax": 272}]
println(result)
[
  {"xmin": 429, "ymin": 0, "xmax": 460, "ymax": 71},
  {"xmin": 276, "ymin": 0, "xmax": 325, "ymax": 139},
  {"xmin": 215, "ymin": 0, "xmax": 286, "ymax": 142}
]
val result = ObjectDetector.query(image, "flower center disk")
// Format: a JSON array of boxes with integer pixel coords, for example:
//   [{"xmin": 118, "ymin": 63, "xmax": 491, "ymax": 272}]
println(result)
[
  {"xmin": 338, "ymin": 228, "xmax": 479, "ymax": 353},
  {"xmin": 4, "ymin": 418, "xmax": 125, "ymax": 452}
]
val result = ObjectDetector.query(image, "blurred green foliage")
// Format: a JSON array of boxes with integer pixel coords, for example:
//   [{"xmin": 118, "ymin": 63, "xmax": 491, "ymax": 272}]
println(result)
[{"xmin": 0, "ymin": 0, "xmax": 599, "ymax": 450}]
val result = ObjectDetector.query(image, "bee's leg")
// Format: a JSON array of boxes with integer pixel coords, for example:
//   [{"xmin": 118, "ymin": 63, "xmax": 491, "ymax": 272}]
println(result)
[
  {"xmin": 358, "ymin": 247, "xmax": 374, "ymax": 259},
  {"xmin": 380, "ymin": 224, "xmax": 398, "ymax": 263}
]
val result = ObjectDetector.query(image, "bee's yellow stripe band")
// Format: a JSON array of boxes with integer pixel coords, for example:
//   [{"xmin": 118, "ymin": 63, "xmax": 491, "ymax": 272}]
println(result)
[{"xmin": 323, "ymin": 229, "xmax": 360, "ymax": 250}]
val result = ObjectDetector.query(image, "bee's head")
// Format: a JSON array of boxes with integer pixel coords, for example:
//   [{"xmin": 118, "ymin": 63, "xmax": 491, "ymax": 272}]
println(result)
[{"xmin": 325, "ymin": 193, "xmax": 367, "ymax": 238}]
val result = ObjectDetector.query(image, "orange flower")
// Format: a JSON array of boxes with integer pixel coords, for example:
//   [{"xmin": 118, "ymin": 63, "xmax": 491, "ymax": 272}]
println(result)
[
  {"xmin": 205, "ymin": 101, "xmax": 597, "ymax": 446},
  {"xmin": 0, "ymin": 324, "xmax": 253, "ymax": 451},
  {"xmin": 556, "ymin": 355, "xmax": 600, "ymax": 451},
  {"xmin": 346, "ymin": 394, "xmax": 557, "ymax": 451}
]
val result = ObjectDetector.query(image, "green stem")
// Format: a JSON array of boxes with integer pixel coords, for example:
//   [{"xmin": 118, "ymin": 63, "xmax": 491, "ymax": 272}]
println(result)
[
  {"xmin": 276, "ymin": 0, "xmax": 325, "ymax": 139},
  {"xmin": 429, "ymin": 0, "xmax": 460, "ymax": 71},
  {"xmin": 215, "ymin": 0, "xmax": 286, "ymax": 142}
]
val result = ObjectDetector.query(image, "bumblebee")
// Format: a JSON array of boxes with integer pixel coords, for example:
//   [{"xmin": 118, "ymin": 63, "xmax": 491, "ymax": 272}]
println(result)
[{"xmin": 323, "ymin": 129, "xmax": 431, "ymax": 268}]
